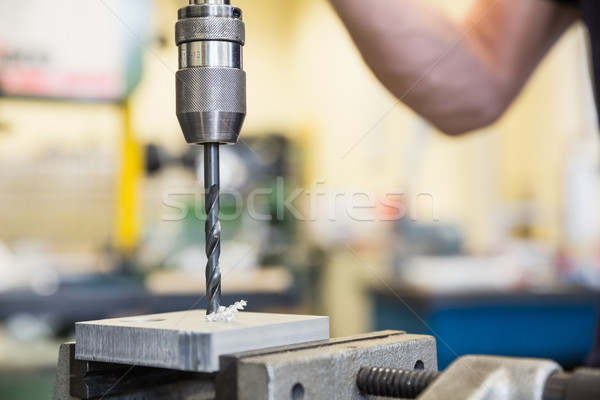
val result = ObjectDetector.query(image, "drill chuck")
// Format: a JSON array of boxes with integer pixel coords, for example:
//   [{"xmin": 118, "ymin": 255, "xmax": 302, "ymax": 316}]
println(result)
[{"xmin": 176, "ymin": 0, "xmax": 246, "ymax": 145}]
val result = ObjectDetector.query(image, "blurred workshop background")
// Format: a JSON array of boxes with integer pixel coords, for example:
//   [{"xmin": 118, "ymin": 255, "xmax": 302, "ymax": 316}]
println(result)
[{"xmin": 1, "ymin": 0, "xmax": 599, "ymax": 398}]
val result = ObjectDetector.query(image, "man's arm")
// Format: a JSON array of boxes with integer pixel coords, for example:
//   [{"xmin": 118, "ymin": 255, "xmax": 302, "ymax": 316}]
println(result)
[{"xmin": 329, "ymin": 0, "xmax": 579, "ymax": 135}]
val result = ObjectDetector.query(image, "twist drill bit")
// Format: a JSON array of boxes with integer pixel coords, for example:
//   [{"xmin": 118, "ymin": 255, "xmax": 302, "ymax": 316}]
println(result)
[
  {"xmin": 175, "ymin": 0, "xmax": 246, "ymax": 315},
  {"xmin": 204, "ymin": 144, "xmax": 221, "ymax": 314}
]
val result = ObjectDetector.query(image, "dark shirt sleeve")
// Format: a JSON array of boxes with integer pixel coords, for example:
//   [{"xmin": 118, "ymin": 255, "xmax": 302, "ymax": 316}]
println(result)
[{"xmin": 551, "ymin": 0, "xmax": 578, "ymax": 4}]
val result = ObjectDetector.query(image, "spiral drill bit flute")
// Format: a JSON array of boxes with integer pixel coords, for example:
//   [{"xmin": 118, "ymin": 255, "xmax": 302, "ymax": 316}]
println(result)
[{"xmin": 175, "ymin": 0, "xmax": 246, "ymax": 315}]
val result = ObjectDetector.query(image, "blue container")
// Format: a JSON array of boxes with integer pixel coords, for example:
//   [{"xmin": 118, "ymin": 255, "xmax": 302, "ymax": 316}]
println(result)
[{"xmin": 373, "ymin": 289, "xmax": 598, "ymax": 369}]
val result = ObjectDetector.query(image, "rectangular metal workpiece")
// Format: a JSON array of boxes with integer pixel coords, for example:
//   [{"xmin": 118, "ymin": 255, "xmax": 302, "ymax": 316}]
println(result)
[{"xmin": 75, "ymin": 310, "xmax": 329, "ymax": 373}]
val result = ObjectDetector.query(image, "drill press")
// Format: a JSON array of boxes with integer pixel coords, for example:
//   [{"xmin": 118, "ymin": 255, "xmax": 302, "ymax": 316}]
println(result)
[
  {"xmin": 175, "ymin": 0, "xmax": 246, "ymax": 315},
  {"xmin": 52, "ymin": 3, "xmax": 600, "ymax": 399}
]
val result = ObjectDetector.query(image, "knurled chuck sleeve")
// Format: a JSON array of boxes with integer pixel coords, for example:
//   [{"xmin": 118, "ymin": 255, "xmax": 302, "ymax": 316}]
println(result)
[{"xmin": 175, "ymin": 17, "xmax": 245, "ymax": 45}]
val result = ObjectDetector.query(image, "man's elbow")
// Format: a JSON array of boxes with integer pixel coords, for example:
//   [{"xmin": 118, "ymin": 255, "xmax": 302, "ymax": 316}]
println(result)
[
  {"xmin": 431, "ymin": 87, "xmax": 508, "ymax": 136},
  {"xmin": 435, "ymin": 105, "xmax": 504, "ymax": 136}
]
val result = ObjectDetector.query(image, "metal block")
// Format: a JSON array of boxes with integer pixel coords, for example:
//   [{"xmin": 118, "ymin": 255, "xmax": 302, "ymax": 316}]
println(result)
[
  {"xmin": 218, "ymin": 330, "xmax": 437, "ymax": 400},
  {"xmin": 75, "ymin": 310, "xmax": 329, "ymax": 373}
]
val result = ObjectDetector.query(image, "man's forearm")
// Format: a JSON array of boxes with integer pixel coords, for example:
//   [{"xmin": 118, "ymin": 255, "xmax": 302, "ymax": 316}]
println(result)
[{"xmin": 329, "ymin": 0, "xmax": 579, "ymax": 135}]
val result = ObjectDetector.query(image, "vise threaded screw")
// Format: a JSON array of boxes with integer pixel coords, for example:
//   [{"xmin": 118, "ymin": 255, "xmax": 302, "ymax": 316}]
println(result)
[{"xmin": 356, "ymin": 367, "xmax": 441, "ymax": 398}]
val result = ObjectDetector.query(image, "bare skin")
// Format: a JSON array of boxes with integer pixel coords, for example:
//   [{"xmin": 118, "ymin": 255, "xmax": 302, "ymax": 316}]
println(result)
[{"xmin": 329, "ymin": 0, "xmax": 580, "ymax": 135}]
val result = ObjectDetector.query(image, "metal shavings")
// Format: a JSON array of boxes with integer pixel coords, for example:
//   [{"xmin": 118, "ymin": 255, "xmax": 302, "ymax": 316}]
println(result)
[{"xmin": 206, "ymin": 300, "xmax": 247, "ymax": 322}]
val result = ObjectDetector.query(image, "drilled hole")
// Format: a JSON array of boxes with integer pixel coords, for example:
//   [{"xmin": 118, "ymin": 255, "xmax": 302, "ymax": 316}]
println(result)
[
  {"xmin": 414, "ymin": 360, "xmax": 425, "ymax": 370},
  {"xmin": 232, "ymin": 8, "xmax": 241, "ymax": 18},
  {"xmin": 291, "ymin": 383, "xmax": 305, "ymax": 400}
]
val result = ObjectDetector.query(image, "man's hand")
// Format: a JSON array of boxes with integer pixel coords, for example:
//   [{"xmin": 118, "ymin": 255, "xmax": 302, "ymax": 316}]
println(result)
[{"xmin": 329, "ymin": 0, "xmax": 579, "ymax": 135}]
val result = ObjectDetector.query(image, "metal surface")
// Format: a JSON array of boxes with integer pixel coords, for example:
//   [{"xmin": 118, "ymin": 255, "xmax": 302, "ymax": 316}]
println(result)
[
  {"xmin": 357, "ymin": 367, "xmax": 440, "ymax": 398},
  {"xmin": 56, "ymin": 329, "xmax": 600, "ymax": 400},
  {"xmin": 175, "ymin": 0, "xmax": 246, "ymax": 145},
  {"xmin": 176, "ymin": 67, "xmax": 246, "ymax": 145},
  {"xmin": 53, "ymin": 342, "xmax": 72, "ymax": 400},
  {"xmin": 204, "ymin": 143, "xmax": 221, "ymax": 314},
  {"xmin": 357, "ymin": 362, "xmax": 600, "ymax": 399},
  {"xmin": 544, "ymin": 368, "xmax": 600, "ymax": 400},
  {"xmin": 53, "ymin": 342, "xmax": 214, "ymax": 400},
  {"xmin": 180, "ymin": 41, "xmax": 242, "ymax": 69},
  {"xmin": 176, "ymin": 0, "xmax": 246, "ymax": 315},
  {"xmin": 418, "ymin": 355, "xmax": 561, "ymax": 400},
  {"xmin": 192, "ymin": 0, "xmax": 231, "ymax": 4},
  {"xmin": 175, "ymin": 18, "xmax": 245, "ymax": 47},
  {"xmin": 217, "ymin": 330, "xmax": 437, "ymax": 400},
  {"xmin": 179, "ymin": 3, "xmax": 240, "ymax": 19},
  {"xmin": 74, "ymin": 310, "xmax": 329, "ymax": 373}
]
